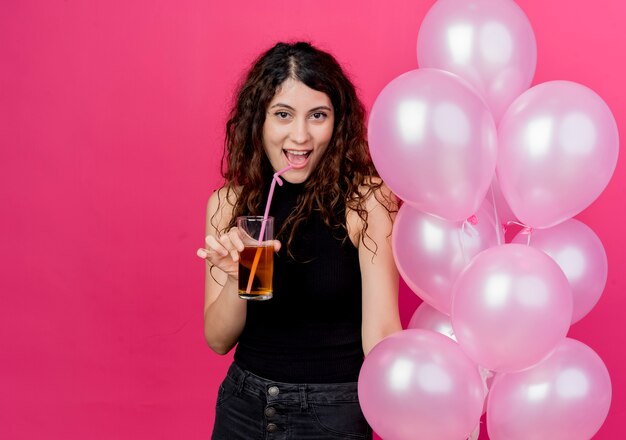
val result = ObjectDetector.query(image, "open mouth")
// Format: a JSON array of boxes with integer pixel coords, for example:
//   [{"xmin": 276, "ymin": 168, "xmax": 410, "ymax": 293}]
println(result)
[{"xmin": 283, "ymin": 149, "xmax": 312, "ymax": 168}]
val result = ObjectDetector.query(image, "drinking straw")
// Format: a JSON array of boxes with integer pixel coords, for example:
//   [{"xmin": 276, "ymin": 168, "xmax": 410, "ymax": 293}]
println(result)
[
  {"xmin": 245, "ymin": 164, "xmax": 294, "ymax": 294},
  {"xmin": 489, "ymin": 183, "xmax": 504, "ymax": 246}
]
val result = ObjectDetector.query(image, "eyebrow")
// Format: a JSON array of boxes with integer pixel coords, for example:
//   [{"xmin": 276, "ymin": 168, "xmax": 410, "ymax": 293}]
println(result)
[{"xmin": 269, "ymin": 103, "xmax": 333, "ymax": 112}]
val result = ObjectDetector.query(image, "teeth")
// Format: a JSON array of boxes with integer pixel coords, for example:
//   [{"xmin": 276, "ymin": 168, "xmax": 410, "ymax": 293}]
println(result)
[{"xmin": 285, "ymin": 150, "xmax": 309, "ymax": 156}]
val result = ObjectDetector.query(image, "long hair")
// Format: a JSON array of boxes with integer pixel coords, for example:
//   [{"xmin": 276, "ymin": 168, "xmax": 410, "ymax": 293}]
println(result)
[{"xmin": 214, "ymin": 41, "xmax": 394, "ymax": 256}]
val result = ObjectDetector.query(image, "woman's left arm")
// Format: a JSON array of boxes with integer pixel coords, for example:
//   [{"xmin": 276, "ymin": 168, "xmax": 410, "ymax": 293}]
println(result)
[{"xmin": 353, "ymin": 181, "xmax": 403, "ymax": 356}]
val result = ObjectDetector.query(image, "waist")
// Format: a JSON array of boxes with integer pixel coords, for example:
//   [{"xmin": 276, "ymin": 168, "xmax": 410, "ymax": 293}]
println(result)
[
  {"xmin": 234, "ymin": 324, "xmax": 364, "ymax": 383},
  {"xmin": 226, "ymin": 361, "xmax": 360, "ymax": 404}
]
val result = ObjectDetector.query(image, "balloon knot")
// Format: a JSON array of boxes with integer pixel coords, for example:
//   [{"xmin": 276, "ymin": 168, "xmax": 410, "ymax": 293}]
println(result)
[
  {"xmin": 467, "ymin": 214, "xmax": 478, "ymax": 225},
  {"xmin": 505, "ymin": 220, "xmax": 533, "ymax": 235}
]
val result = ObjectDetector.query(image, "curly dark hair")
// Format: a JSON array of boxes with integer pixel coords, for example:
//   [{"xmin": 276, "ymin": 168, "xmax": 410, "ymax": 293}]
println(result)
[{"xmin": 214, "ymin": 41, "xmax": 395, "ymax": 256}]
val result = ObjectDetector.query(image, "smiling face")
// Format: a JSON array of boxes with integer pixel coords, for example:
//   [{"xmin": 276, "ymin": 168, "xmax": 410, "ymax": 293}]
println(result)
[{"xmin": 262, "ymin": 78, "xmax": 335, "ymax": 184}]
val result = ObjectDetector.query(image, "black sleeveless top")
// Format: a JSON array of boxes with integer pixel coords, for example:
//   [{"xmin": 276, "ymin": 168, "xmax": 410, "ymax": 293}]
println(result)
[{"xmin": 234, "ymin": 172, "xmax": 364, "ymax": 383}]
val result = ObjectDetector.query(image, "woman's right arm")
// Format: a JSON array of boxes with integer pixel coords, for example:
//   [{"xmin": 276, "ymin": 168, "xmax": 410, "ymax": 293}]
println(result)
[{"xmin": 197, "ymin": 187, "xmax": 247, "ymax": 355}]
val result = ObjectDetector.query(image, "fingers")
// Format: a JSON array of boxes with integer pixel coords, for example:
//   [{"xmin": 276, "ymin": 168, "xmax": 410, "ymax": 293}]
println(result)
[
  {"xmin": 205, "ymin": 235, "xmax": 228, "ymax": 257},
  {"xmin": 199, "ymin": 228, "xmax": 245, "ymax": 263},
  {"xmin": 227, "ymin": 228, "xmax": 245, "ymax": 253},
  {"xmin": 273, "ymin": 240, "xmax": 281, "ymax": 252},
  {"xmin": 198, "ymin": 228, "xmax": 276, "ymax": 264},
  {"xmin": 219, "ymin": 233, "xmax": 239, "ymax": 262}
]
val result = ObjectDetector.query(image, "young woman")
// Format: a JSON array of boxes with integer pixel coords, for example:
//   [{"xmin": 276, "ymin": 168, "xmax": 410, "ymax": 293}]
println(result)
[{"xmin": 197, "ymin": 41, "xmax": 401, "ymax": 439}]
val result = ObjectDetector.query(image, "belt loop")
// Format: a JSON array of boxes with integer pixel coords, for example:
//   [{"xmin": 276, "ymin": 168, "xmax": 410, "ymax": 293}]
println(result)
[
  {"xmin": 236, "ymin": 370, "xmax": 249, "ymax": 396},
  {"xmin": 299, "ymin": 385, "xmax": 308, "ymax": 411}
]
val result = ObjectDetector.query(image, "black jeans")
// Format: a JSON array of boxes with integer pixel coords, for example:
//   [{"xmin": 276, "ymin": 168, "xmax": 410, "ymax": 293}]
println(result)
[{"xmin": 212, "ymin": 362, "xmax": 373, "ymax": 440}]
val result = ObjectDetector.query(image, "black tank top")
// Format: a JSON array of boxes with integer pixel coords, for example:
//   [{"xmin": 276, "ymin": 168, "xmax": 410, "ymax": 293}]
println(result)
[{"xmin": 234, "ymin": 172, "xmax": 364, "ymax": 383}]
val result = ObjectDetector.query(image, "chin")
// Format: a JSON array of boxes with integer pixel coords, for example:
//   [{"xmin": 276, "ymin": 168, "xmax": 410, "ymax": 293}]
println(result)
[{"xmin": 282, "ymin": 170, "xmax": 309, "ymax": 184}]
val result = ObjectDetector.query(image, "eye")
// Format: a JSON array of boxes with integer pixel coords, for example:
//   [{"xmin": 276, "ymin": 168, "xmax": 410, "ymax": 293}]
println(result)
[
  {"xmin": 274, "ymin": 111, "xmax": 290, "ymax": 119},
  {"xmin": 310, "ymin": 112, "xmax": 327, "ymax": 121}
]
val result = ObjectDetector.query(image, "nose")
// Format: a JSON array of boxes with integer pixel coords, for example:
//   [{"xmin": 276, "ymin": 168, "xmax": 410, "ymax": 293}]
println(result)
[{"xmin": 290, "ymin": 117, "xmax": 310, "ymax": 144}]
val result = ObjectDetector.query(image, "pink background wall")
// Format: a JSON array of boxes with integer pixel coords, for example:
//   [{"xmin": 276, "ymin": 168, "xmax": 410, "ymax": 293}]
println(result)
[{"xmin": 1, "ymin": 1, "xmax": 624, "ymax": 438}]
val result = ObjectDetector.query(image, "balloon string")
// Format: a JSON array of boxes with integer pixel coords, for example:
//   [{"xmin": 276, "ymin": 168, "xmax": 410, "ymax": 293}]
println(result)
[
  {"xmin": 460, "ymin": 223, "xmax": 469, "ymax": 266},
  {"xmin": 479, "ymin": 365, "xmax": 494, "ymax": 396},
  {"xmin": 459, "ymin": 215, "xmax": 479, "ymax": 265},
  {"xmin": 506, "ymin": 220, "xmax": 533, "ymax": 246},
  {"xmin": 489, "ymin": 182, "xmax": 504, "ymax": 245},
  {"xmin": 466, "ymin": 366, "xmax": 493, "ymax": 440},
  {"xmin": 467, "ymin": 423, "xmax": 480, "ymax": 440}
]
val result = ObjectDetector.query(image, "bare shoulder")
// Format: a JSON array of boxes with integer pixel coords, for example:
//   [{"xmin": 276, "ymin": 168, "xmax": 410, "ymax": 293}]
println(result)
[
  {"xmin": 205, "ymin": 185, "xmax": 242, "ymax": 234},
  {"xmin": 346, "ymin": 177, "xmax": 399, "ymax": 247},
  {"xmin": 357, "ymin": 177, "xmax": 399, "ymax": 213}
]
